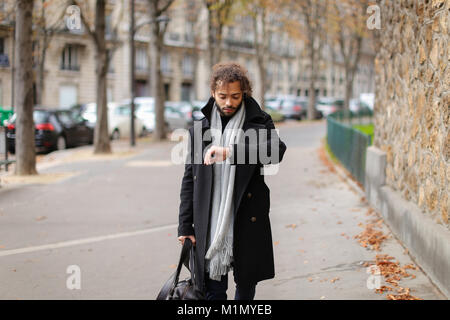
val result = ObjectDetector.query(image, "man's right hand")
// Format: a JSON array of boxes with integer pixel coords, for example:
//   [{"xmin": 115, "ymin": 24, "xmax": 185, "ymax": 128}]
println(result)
[{"xmin": 178, "ymin": 235, "xmax": 196, "ymax": 246}]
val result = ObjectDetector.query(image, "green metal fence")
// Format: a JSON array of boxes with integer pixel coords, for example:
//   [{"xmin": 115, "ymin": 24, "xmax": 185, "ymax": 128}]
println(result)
[{"xmin": 326, "ymin": 112, "xmax": 373, "ymax": 186}]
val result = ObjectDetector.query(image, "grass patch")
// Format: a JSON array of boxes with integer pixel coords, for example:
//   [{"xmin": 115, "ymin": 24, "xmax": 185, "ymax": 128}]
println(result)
[{"xmin": 352, "ymin": 124, "xmax": 374, "ymax": 141}]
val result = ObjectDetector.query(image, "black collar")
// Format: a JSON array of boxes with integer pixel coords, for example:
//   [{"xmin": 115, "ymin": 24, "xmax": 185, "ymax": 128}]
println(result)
[{"xmin": 200, "ymin": 96, "xmax": 265, "ymax": 127}]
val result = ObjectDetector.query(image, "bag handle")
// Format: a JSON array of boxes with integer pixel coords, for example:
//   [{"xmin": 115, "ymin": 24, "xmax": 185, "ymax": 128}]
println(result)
[{"xmin": 169, "ymin": 238, "xmax": 193, "ymax": 296}]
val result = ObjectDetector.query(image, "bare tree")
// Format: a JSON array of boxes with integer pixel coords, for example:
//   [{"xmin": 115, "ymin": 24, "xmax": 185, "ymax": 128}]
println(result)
[
  {"xmin": 14, "ymin": 0, "xmax": 37, "ymax": 175},
  {"xmin": 204, "ymin": 0, "xmax": 233, "ymax": 68},
  {"xmin": 330, "ymin": 0, "xmax": 368, "ymax": 111},
  {"xmin": 236, "ymin": 0, "xmax": 276, "ymax": 109},
  {"xmin": 72, "ymin": 0, "xmax": 124, "ymax": 154},
  {"xmin": 146, "ymin": 0, "xmax": 174, "ymax": 141},
  {"xmin": 299, "ymin": 0, "xmax": 328, "ymax": 120},
  {"xmin": 33, "ymin": 0, "xmax": 70, "ymax": 106}
]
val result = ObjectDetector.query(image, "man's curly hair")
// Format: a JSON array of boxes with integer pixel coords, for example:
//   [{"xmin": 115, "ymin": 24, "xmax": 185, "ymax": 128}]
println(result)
[{"xmin": 210, "ymin": 62, "xmax": 253, "ymax": 97}]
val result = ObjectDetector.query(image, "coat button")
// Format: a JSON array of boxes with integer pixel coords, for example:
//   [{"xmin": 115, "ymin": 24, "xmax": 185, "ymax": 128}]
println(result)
[
  {"xmin": 194, "ymin": 175, "xmax": 197, "ymax": 180},
  {"xmin": 251, "ymin": 217, "xmax": 256, "ymax": 222},
  {"xmin": 247, "ymin": 192, "xmax": 252, "ymax": 198}
]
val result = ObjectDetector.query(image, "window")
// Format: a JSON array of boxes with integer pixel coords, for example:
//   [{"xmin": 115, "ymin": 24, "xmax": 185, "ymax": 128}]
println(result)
[
  {"xmin": 185, "ymin": 22, "xmax": 194, "ymax": 43},
  {"xmin": 136, "ymin": 47, "xmax": 148, "ymax": 71},
  {"xmin": 181, "ymin": 83, "xmax": 192, "ymax": 101},
  {"xmin": 57, "ymin": 111, "xmax": 75, "ymax": 126},
  {"xmin": 0, "ymin": 37, "xmax": 8, "ymax": 67},
  {"xmin": 161, "ymin": 53, "xmax": 171, "ymax": 75},
  {"xmin": 182, "ymin": 55, "xmax": 193, "ymax": 77},
  {"xmin": 61, "ymin": 45, "xmax": 80, "ymax": 71}
]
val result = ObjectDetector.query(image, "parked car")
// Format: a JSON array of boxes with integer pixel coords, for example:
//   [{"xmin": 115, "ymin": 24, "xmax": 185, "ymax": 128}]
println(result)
[
  {"xmin": 315, "ymin": 98, "xmax": 344, "ymax": 117},
  {"xmin": 6, "ymin": 108, "xmax": 94, "ymax": 154},
  {"xmin": 165, "ymin": 101, "xmax": 194, "ymax": 127},
  {"xmin": 266, "ymin": 95, "xmax": 322, "ymax": 120},
  {"xmin": 81, "ymin": 102, "xmax": 146, "ymax": 140},
  {"xmin": 264, "ymin": 104, "xmax": 284, "ymax": 122},
  {"xmin": 121, "ymin": 97, "xmax": 191, "ymax": 133}
]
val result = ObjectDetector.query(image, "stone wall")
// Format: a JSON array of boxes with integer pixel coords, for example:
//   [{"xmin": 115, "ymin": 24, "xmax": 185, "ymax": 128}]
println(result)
[{"xmin": 373, "ymin": 0, "xmax": 449, "ymax": 229}]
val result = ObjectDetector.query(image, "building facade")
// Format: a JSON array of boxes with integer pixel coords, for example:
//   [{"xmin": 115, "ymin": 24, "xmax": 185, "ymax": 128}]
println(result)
[{"xmin": 0, "ymin": 0, "xmax": 374, "ymax": 111}]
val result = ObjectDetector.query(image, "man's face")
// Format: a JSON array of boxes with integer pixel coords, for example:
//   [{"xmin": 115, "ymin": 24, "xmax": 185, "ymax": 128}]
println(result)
[{"xmin": 212, "ymin": 81, "xmax": 243, "ymax": 118}]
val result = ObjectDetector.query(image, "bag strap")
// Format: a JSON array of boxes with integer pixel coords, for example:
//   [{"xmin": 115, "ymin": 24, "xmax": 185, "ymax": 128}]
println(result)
[{"xmin": 169, "ymin": 238, "xmax": 193, "ymax": 296}]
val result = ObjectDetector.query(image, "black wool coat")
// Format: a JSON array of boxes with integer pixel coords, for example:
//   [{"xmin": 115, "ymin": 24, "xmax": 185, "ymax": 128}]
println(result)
[{"xmin": 178, "ymin": 95, "xmax": 287, "ymax": 292}]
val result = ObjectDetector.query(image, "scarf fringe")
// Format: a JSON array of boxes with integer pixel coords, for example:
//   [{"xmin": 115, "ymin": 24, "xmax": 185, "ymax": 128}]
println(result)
[{"xmin": 207, "ymin": 238, "xmax": 234, "ymax": 281}]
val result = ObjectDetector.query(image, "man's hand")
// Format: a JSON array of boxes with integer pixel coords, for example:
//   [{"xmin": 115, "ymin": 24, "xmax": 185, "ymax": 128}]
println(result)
[
  {"xmin": 204, "ymin": 146, "xmax": 231, "ymax": 165},
  {"xmin": 178, "ymin": 235, "xmax": 196, "ymax": 246}
]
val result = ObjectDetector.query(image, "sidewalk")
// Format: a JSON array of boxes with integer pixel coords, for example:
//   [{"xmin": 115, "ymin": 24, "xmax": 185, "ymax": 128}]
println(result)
[{"xmin": 253, "ymin": 128, "xmax": 446, "ymax": 299}]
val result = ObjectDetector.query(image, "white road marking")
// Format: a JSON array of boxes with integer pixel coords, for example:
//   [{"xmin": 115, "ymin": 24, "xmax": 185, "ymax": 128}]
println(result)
[{"xmin": 0, "ymin": 224, "xmax": 178, "ymax": 258}]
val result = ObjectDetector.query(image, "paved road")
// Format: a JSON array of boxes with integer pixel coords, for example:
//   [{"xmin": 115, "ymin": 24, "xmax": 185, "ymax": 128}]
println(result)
[{"xmin": 0, "ymin": 120, "xmax": 445, "ymax": 299}]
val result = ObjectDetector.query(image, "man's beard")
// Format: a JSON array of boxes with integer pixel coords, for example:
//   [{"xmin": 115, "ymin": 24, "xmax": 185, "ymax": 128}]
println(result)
[{"xmin": 217, "ymin": 101, "xmax": 242, "ymax": 118}]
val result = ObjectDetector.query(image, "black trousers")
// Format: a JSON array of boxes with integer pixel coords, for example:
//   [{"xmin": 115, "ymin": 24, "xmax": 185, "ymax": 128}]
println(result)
[{"xmin": 205, "ymin": 272, "xmax": 256, "ymax": 300}]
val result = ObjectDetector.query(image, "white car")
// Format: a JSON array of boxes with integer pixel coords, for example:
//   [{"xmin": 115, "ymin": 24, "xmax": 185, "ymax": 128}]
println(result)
[
  {"xmin": 81, "ymin": 102, "xmax": 146, "ymax": 140},
  {"xmin": 122, "ymin": 97, "xmax": 191, "ymax": 132}
]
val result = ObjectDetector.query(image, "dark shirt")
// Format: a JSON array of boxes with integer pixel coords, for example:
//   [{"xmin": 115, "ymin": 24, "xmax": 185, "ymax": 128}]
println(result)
[{"xmin": 220, "ymin": 115, "xmax": 230, "ymax": 134}]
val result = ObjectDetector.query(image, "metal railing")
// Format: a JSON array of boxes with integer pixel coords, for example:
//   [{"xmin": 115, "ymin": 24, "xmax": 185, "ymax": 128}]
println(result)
[
  {"xmin": 0, "ymin": 126, "xmax": 14, "ymax": 172},
  {"xmin": 326, "ymin": 110, "xmax": 373, "ymax": 186}
]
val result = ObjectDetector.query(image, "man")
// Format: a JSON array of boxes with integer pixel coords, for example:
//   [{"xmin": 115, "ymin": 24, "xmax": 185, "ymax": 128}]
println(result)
[{"xmin": 178, "ymin": 62, "xmax": 287, "ymax": 300}]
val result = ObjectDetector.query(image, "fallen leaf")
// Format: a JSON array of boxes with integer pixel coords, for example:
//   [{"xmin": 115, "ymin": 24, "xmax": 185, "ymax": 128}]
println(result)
[
  {"xmin": 35, "ymin": 216, "xmax": 47, "ymax": 221},
  {"xmin": 330, "ymin": 277, "xmax": 340, "ymax": 283},
  {"xmin": 337, "ymin": 221, "xmax": 343, "ymax": 224},
  {"xmin": 298, "ymin": 237, "xmax": 304, "ymax": 241},
  {"xmin": 169, "ymin": 264, "xmax": 176, "ymax": 269},
  {"xmin": 274, "ymin": 241, "xmax": 279, "ymax": 246},
  {"xmin": 285, "ymin": 224, "xmax": 297, "ymax": 229}
]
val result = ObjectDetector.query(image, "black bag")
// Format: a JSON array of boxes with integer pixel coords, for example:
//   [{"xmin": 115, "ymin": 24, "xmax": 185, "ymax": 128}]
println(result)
[{"xmin": 156, "ymin": 238, "xmax": 204, "ymax": 300}]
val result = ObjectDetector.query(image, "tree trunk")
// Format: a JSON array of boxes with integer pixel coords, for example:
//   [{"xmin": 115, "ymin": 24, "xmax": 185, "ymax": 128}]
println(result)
[
  {"xmin": 253, "ymin": 10, "xmax": 267, "ymax": 109},
  {"xmin": 14, "ymin": 0, "xmax": 37, "ymax": 176},
  {"xmin": 308, "ymin": 46, "xmax": 317, "ymax": 121},
  {"xmin": 93, "ymin": 0, "xmax": 111, "ymax": 154},
  {"xmin": 150, "ymin": 15, "xmax": 166, "ymax": 141}
]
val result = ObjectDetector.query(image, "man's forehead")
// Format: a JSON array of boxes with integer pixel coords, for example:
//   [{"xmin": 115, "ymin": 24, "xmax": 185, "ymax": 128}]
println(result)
[{"xmin": 215, "ymin": 81, "xmax": 242, "ymax": 94}]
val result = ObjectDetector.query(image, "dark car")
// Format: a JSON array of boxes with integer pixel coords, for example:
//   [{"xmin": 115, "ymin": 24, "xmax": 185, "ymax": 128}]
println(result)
[{"xmin": 6, "ymin": 108, "xmax": 94, "ymax": 154}]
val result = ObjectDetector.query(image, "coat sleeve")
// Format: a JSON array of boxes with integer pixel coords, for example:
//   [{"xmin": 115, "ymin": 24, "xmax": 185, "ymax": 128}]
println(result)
[
  {"xmin": 229, "ymin": 113, "xmax": 287, "ymax": 165},
  {"xmin": 178, "ymin": 129, "xmax": 195, "ymax": 237}
]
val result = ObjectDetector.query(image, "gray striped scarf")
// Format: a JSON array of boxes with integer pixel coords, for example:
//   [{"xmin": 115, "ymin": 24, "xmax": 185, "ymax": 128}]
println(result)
[{"xmin": 205, "ymin": 100, "xmax": 246, "ymax": 281}]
